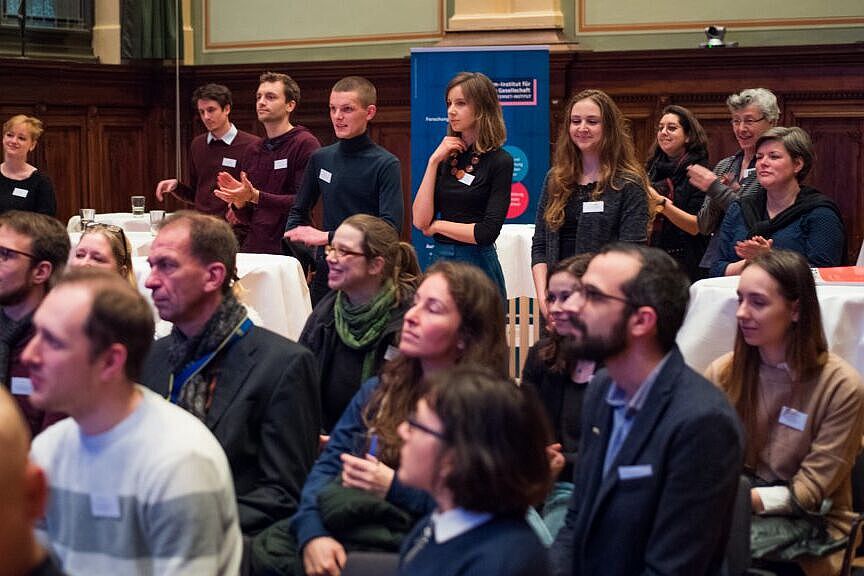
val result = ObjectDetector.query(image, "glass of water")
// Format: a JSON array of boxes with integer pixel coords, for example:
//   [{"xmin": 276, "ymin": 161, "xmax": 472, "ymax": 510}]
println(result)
[
  {"xmin": 79, "ymin": 208, "xmax": 95, "ymax": 228},
  {"xmin": 131, "ymin": 196, "xmax": 146, "ymax": 216},
  {"xmin": 149, "ymin": 210, "xmax": 166, "ymax": 235}
]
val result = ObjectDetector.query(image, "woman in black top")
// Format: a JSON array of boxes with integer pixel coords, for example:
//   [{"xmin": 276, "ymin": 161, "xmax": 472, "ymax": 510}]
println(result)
[
  {"xmin": 413, "ymin": 72, "xmax": 512, "ymax": 300},
  {"xmin": 0, "ymin": 115, "xmax": 56, "ymax": 216},
  {"xmin": 645, "ymin": 105, "xmax": 711, "ymax": 281}
]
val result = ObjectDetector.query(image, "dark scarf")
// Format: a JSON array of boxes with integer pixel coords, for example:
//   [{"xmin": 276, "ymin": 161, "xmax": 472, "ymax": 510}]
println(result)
[
  {"xmin": 0, "ymin": 310, "xmax": 33, "ymax": 387},
  {"xmin": 334, "ymin": 281, "xmax": 397, "ymax": 382},
  {"xmin": 740, "ymin": 185, "xmax": 844, "ymax": 240},
  {"xmin": 166, "ymin": 295, "xmax": 248, "ymax": 421},
  {"xmin": 647, "ymin": 149, "xmax": 707, "ymax": 197}
]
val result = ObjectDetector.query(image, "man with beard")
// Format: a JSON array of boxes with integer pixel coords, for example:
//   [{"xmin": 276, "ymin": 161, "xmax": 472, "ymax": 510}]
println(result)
[
  {"xmin": 0, "ymin": 211, "xmax": 68, "ymax": 437},
  {"xmin": 550, "ymin": 243, "xmax": 743, "ymax": 576}
]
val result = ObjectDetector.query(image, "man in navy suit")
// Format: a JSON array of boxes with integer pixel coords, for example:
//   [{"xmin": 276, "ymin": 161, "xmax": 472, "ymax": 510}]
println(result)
[{"xmin": 550, "ymin": 243, "xmax": 743, "ymax": 576}]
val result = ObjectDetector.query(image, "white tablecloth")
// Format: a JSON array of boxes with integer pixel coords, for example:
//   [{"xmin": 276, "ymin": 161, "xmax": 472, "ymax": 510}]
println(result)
[
  {"xmin": 496, "ymin": 224, "xmax": 536, "ymax": 299},
  {"xmin": 132, "ymin": 253, "xmax": 311, "ymax": 341},
  {"xmin": 69, "ymin": 231, "xmax": 154, "ymax": 257},
  {"xmin": 677, "ymin": 275, "xmax": 864, "ymax": 374},
  {"xmin": 68, "ymin": 212, "xmax": 163, "ymax": 233}
]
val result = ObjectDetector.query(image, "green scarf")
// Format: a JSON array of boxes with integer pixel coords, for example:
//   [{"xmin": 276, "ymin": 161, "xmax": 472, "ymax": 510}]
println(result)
[{"xmin": 334, "ymin": 281, "xmax": 397, "ymax": 382}]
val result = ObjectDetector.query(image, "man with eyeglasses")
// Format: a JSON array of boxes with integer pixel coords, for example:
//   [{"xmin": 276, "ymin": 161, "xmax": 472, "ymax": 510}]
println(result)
[
  {"xmin": 550, "ymin": 243, "xmax": 743, "ymax": 576},
  {"xmin": 0, "ymin": 210, "xmax": 69, "ymax": 438},
  {"xmin": 140, "ymin": 211, "xmax": 320, "ymax": 540}
]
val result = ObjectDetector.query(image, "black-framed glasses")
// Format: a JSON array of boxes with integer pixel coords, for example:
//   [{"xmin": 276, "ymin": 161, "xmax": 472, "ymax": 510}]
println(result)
[
  {"xmin": 572, "ymin": 284, "xmax": 634, "ymax": 307},
  {"xmin": 324, "ymin": 244, "xmax": 365, "ymax": 260},
  {"xmin": 730, "ymin": 116, "xmax": 766, "ymax": 127},
  {"xmin": 0, "ymin": 244, "xmax": 35, "ymax": 262},
  {"xmin": 406, "ymin": 415, "xmax": 446, "ymax": 441},
  {"xmin": 83, "ymin": 222, "xmax": 129, "ymax": 265}
]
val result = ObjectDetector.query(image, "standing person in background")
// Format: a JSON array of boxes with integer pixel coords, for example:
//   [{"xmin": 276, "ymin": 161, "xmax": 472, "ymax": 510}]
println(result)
[
  {"xmin": 155, "ymin": 83, "xmax": 259, "ymax": 240},
  {"xmin": 0, "ymin": 115, "xmax": 55, "ymax": 216},
  {"xmin": 413, "ymin": 72, "xmax": 512, "ymax": 300},
  {"xmin": 284, "ymin": 76, "xmax": 403, "ymax": 306},
  {"xmin": 645, "ymin": 105, "xmax": 710, "ymax": 281},
  {"xmin": 216, "ymin": 72, "xmax": 320, "ymax": 254},
  {"xmin": 688, "ymin": 88, "xmax": 779, "ymax": 275},
  {"xmin": 531, "ymin": 89, "xmax": 649, "ymax": 321}
]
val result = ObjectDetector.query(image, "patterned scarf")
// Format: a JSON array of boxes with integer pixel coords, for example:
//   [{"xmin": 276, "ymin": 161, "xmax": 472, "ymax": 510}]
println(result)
[
  {"xmin": 166, "ymin": 295, "xmax": 247, "ymax": 421},
  {"xmin": 334, "ymin": 281, "xmax": 396, "ymax": 382},
  {"xmin": 0, "ymin": 310, "xmax": 33, "ymax": 387}
]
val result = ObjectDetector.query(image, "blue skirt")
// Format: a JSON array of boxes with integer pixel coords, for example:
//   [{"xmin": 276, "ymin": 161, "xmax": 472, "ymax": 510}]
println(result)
[{"xmin": 431, "ymin": 242, "xmax": 507, "ymax": 302}]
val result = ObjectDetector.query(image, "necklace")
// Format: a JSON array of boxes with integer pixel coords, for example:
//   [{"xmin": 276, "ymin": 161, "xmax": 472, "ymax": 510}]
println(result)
[{"xmin": 449, "ymin": 150, "xmax": 480, "ymax": 179}]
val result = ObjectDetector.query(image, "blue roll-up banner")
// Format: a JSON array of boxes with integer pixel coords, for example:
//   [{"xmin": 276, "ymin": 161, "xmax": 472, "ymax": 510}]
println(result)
[{"xmin": 410, "ymin": 46, "xmax": 550, "ymax": 269}]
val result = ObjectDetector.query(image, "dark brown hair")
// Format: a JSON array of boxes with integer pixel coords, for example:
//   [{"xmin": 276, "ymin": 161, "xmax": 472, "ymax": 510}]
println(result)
[
  {"xmin": 0, "ymin": 210, "xmax": 69, "ymax": 288},
  {"xmin": 259, "ymin": 71, "xmax": 300, "ymax": 104},
  {"xmin": 445, "ymin": 72, "xmax": 506, "ymax": 153},
  {"xmin": 191, "ymin": 83, "xmax": 232, "ymax": 110},
  {"xmin": 647, "ymin": 104, "xmax": 709, "ymax": 162}
]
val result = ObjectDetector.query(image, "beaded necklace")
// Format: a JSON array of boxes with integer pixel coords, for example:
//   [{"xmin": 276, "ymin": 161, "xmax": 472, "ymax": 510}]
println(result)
[{"xmin": 449, "ymin": 149, "xmax": 481, "ymax": 180}]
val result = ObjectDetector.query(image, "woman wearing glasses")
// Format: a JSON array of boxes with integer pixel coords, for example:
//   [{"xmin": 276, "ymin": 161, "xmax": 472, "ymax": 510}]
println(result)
[
  {"xmin": 397, "ymin": 365, "xmax": 552, "ymax": 576},
  {"xmin": 299, "ymin": 214, "xmax": 421, "ymax": 432},
  {"xmin": 413, "ymin": 72, "xmax": 512, "ymax": 299},
  {"xmin": 687, "ymin": 88, "xmax": 778, "ymax": 275},
  {"xmin": 1, "ymin": 115, "xmax": 56, "ymax": 216},
  {"xmin": 251, "ymin": 261, "xmax": 508, "ymax": 576},
  {"xmin": 70, "ymin": 223, "xmax": 136, "ymax": 286}
]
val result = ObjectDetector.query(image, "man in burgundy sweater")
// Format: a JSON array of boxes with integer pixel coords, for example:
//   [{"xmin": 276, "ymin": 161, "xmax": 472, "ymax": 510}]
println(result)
[
  {"xmin": 0, "ymin": 211, "xmax": 68, "ymax": 438},
  {"xmin": 216, "ymin": 72, "xmax": 321, "ymax": 254},
  {"xmin": 155, "ymin": 84, "xmax": 259, "ymax": 240}
]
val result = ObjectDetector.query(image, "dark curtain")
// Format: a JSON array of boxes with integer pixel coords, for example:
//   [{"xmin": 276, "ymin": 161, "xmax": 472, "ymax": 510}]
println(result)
[{"xmin": 121, "ymin": 0, "xmax": 183, "ymax": 60}]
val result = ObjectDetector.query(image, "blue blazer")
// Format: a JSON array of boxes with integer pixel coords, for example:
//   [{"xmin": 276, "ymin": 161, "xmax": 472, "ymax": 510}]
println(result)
[{"xmin": 551, "ymin": 346, "xmax": 743, "ymax": 576}]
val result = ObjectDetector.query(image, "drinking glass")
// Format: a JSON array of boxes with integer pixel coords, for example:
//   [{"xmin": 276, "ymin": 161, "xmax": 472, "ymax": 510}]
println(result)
[
  {"xmin": 149, "ymin": 210, "xmax": 166, "ymax": 235},
  {"xmin": 79, "ymin": 208, "xmax": 96, "ymax": 228},
  {"xmin": 131, "ymin": 195, "xmax": 146, "ymax": 216}
]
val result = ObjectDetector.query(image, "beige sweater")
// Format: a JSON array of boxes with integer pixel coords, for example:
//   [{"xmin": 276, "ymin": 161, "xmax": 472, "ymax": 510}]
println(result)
[{"xmin": 706, "ymin": 352, "xmax": 864, "ymax": 576}]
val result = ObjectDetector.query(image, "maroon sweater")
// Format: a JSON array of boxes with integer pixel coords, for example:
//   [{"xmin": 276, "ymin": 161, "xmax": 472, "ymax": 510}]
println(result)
[
  {"xmin": 5, "ymin": 324, "xmax": 65, "ymax": 438},
  {"xmin": 233, "ymin": 126, "xmax": 320, "ymax": 254},
  {"xmin": 175, "ymin": 128, "xmax": 261, "ymax": 218}
]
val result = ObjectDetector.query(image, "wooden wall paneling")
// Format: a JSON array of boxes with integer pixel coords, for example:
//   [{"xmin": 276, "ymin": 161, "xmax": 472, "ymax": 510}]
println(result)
[
  {"xmin": 36, "ymin": 115, "xmax": 89, "ymax": 222},
  {"xmin": 93, "ymin": 114, "xmax": 150, "ymax": 214}
]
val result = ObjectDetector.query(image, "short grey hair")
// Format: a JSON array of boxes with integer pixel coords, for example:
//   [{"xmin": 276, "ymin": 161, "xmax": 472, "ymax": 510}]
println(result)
[
  {"xmin": 755, "ymin": 126, "xmax": 814, "ymax": 183},
  {"xmin": 726, "ymin": 88, "xmax": 780, "ymax": 123}
]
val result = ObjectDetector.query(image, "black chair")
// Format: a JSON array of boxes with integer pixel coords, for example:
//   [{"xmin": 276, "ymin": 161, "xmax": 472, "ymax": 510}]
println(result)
[{"xmin": 341, "ymin": 551, "xmax": 400, "ymax": 576}]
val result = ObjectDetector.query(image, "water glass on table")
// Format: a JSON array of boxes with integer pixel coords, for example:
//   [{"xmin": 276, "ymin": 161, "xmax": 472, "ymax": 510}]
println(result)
[
  {"xmin": 149, "ymin": 210, "xmax": 166, "ymax": 235},
  {"xmin": 79, "ymin": 208, "xmax": 95, "ymax": 229},
  {"xmin": 131, "ymin": 195, "xmax": 146, "ymax": 216}
]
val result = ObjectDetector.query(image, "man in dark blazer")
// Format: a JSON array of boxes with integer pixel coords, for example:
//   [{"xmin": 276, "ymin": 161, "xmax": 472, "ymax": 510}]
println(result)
[
  {"xmin": 140, "ymin": 211, "xmax": 320, "ymax": 536},
  {"xmin": 550, "ymin": 243, "xmax": 743, "ymax": 576}
]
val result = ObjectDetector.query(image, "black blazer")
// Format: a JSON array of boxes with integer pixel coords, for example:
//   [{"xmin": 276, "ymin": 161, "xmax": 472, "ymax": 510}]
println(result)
[
  {"xmin": 141, "ymin": 325, "xmax": 321, "ymax": 536},
  {"xmin": 551, "ymin": 346, "xmax": 743, "ymax": 576}
]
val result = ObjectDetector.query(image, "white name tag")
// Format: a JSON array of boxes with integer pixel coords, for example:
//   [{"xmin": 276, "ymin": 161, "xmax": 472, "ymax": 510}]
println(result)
[
  {"xmin": 10, "ymin": 377, "xmax": 33, "ymax": 396},
  {"xmin": 274, "ymin": 158, "xmax": 288, "ymax": 170},
  {"xmin": 12, "ymin": 187, "xmax": 29, "ymax": 198},
  {"xmin": 743, "ymin": 168, "xmax": 755, "ymax": 179},
  {"xmin": 458, "ymin": 173, "xmax": 475, "ymax": 186},
  {"xmin": 779, "ymin": 406, "xmax": 808, "ymax": 431},
  {"xmin": 221, "ymin": 157, "xmax": 237, "ymax": 168},
  {"xmin": 384, "ymin": 345, "xmax": 400, "ymax": 361},
  {"xmin": 583, "ymin": 201, "xmax": 604, "ymax": 213},
  {"xmin": 319, "ymin": 169, "xmax": 332, "ymax": 184},
  {"xmin": 90, "ymin": 494, "xmax": 122, "ymax": 519},
  {"xmin": 618, "ymin": 464, "xmax": 653, "ymax": 480}
]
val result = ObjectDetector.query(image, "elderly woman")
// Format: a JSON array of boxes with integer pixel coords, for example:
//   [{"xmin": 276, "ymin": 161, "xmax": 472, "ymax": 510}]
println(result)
[
  {"xmin": 687, "ymin": 88, "xmax": 778, "ymax": 274},
  {"xmin": 710, "ymin": 127, "xmax": 844, "ymax": 277},
  {"xmin": 0, "ymin": 115, "xmax": 56, "ymax": 216},
  {"xmin": 706, "ymin": 250, "xmax": 864, "ymax": 575}
]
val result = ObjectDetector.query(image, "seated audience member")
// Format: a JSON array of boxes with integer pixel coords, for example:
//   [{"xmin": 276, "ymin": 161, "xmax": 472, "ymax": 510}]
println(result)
[
  {"xmin": 521, "ymin": 254, "xmax": 595, "ymax": 539},
  {"xmin": 711, "ymin": 127, "xmax": 844, "ymax": 277},
  {"xmin": 251, "ymin": 261, "xmax": 508, "ymax": 576},
  {"xmin": 26, "ymin": 269, "xmax": 242, "ymax": 574},
  {"xmin": 70, "ymin": 223, "xmax": 136, "ymax": 286},
  {"xmin": 688, "ymin": 88, "xmax": 779, "ymax": 274},
  {"xmin": 645, "ymin": 105, "xmax": 711, "ymax": 281},
  {"xmin": 705, "ymin": 250, "xmax": 864, "ymax": 575},
  {"xmin": 140, "ymin": 211, "xmax": 320, "ymax": 536},
  {"xmin": 397, "ymin": 365, "xmax": 552, "ymax": 576},
  {"xmin": 551, "ymin": 243, "xmax": 743, "ymax": 576},
  {"xmin": 0, "ymin": 115, "xmax": 56, "ymax": 216},
  {"xmin": 0, "ymin": 386, "xmax": 65, "ymax": 576},
  {"xmin": 300, "ymin": 214, "xmax": 420, "ymax": 432},
  {"xmin": 0, "ymin": 211, "xmax": 69, "ymax": 438}
]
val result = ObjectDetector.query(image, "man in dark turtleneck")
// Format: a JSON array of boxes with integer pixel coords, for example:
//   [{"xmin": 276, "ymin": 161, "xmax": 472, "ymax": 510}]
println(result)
[
  {"xmin": 284, "ymin": 76, "xmax": 403, "ymax": 305},
  {"xmin": 215, "ymin": 71, "xmax": 320, "ymax": 255},
  {"xmin": 0, "ymin": 211, "xmax": 68, "ymax": 438}
]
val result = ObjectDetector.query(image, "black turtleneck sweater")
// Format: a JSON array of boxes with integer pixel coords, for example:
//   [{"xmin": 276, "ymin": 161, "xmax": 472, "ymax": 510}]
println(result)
[{"xmin": 285, "ymin": 132, "xmax": 403, "ymax": 238}]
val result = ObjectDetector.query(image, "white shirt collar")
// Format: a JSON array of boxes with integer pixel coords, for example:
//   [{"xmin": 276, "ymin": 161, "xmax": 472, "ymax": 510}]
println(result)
[
  {"xmin": 207, "ymin": 123, "xmax": 238, "ymax": 145},
  {"xmin": 430, "ymin": 507, "xmax": 493, "ymax": 543}
]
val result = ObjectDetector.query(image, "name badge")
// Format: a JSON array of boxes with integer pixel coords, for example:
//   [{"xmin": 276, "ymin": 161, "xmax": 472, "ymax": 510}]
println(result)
[
  {"xmin": 221, "ymin": 157, "xmax": 237, "ymax": 168},
  {"xmin": 319, "ymin": 169, "xmax": 332, "ymax": 184},
  {"xmin": 583, "ymin": 201, "xmax": 604, "ymax": 213},
  {"xmin": 12, "ymin": 187, "xmax": 29, "ymax": 198},
  {"xmin": 90, "ymin": 494, "xmax": 122, "ymax": 519},
  {"xmin": 618, "ymin": 464, "xmax": 653, "ymax": 480},
  {"xmin": 274, "ymin": 158, "xmax": 288, "ymax": 170},
  {"xmin": 458, "ymin": 173, "xmax": 475, "ymax": 186},
  {"xmin": 384, "ymin": 345, "xmax": 400, "ymax": 361},
  {"xmin": 10, "ymin": 377, "xmax": 33, "ymax": 396},
  {"xmin": 743, "ymin": 168, "xmax": 755, "ymax": 179},
  {"xmin": 779, "ymin": 406, "xmax": 808, "ymax": 431}
]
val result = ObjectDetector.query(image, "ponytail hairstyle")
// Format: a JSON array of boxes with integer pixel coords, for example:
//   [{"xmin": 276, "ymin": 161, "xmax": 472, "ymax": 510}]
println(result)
[{"xmin": 342, "ymin": 214, "xmax": 421, "ymax": 304}]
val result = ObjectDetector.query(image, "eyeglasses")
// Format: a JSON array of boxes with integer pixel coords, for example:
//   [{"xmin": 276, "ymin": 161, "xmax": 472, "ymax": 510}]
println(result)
[
  {"xmin": 571, "ymin": 284, "xmax": 634, "ymax": 307},
  {"xmin": 83, "ymin": 222, "xmax": 129, "ymax": 265},
  {"xmin": 406, "ymin": 415, "xmax": 446, "ymax": 441},
  {"xmin": 0, "ymin": 244, "xmax": 35, "ymax": 262},
  {"xmin": 730, "ymin": 116, "xmax": 766, "ymax": 127},
  {"xmin": 324, "ymin": 244, "xmax": 365, "ymax": 260}
]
